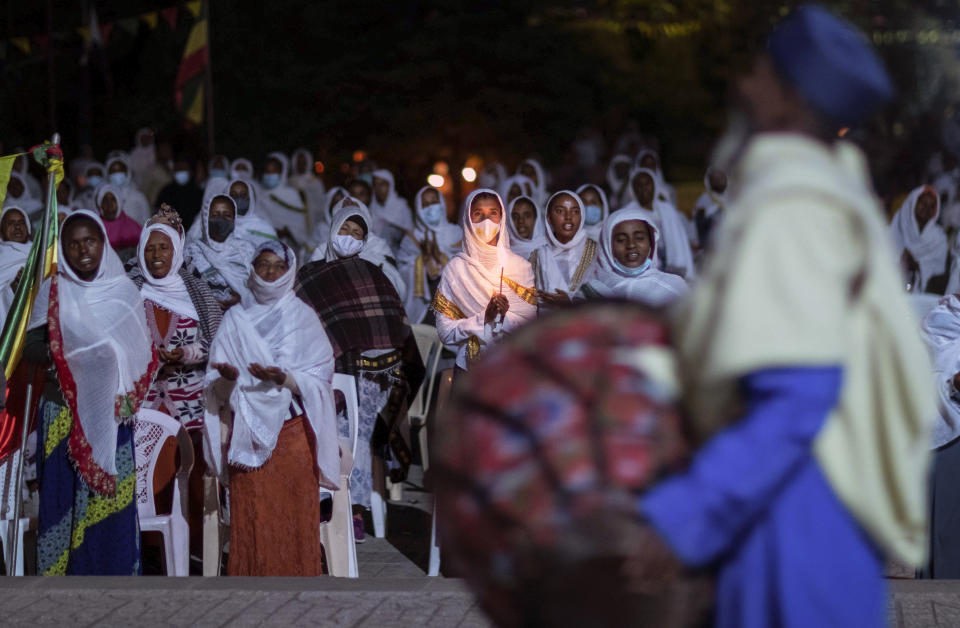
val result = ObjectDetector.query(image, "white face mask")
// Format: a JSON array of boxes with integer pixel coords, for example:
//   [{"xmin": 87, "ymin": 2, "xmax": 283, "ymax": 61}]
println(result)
[
  {"xmin": 109, "ymin": 171, "xmax": 128, "ymax": 186},
  {"xmin": 473, "ymin": 218, "xmax": 499, "ymax": 242},
  {"xmin": 420, "ymin": 203, "xmax": 445, "ymax": 227},
  {"xmin": 332, "ymin": 233, "xmax": 364, "ymax": 258}
]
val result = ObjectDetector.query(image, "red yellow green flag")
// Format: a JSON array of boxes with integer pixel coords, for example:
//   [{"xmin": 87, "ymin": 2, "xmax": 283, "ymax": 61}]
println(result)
[{"xmin": 175, "ymin": 0, "xmax": 208, "ymax": 125}]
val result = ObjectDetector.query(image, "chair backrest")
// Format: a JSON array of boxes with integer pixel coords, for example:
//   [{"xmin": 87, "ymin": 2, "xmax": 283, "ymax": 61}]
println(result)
[
  {"xmin": 332, "ymin": 373, "xmax": 359, "ymax": 464},
  {"xmin": 0, "ymin": 450, "xmax": 20, "ymax": 522},
  {"xmin": 134, "ymin": 409, "xmax": 194, "ymax": 519},
  {"xmin": 409, "ymin": 324, "xmax": 444, "ymax": 421}
]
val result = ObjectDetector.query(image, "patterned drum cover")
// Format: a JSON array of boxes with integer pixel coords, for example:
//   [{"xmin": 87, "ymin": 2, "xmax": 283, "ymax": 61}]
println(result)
[{"xmin": 434, "ymin": 301, "xmax": 711, "ymax": 627}]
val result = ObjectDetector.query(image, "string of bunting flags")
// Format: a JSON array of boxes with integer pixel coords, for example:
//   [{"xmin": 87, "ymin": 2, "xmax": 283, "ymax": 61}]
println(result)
[{"xmin": 0, "ymin": 0, "xmax": 204, "ymax": 60}]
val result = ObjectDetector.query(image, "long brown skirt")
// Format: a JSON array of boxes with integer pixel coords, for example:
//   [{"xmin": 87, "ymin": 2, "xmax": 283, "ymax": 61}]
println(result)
[{"xmin": 227, "ymin": 415, "xmax": 324, "ymax": 576}]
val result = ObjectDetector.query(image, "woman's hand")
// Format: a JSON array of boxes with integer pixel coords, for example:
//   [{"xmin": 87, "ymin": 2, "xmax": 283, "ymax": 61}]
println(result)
[
  {"xmin": 219, "ymin": 289, "xmax": 242, "ymax": 311},
  {"xmin": 158, "ymin": 347, "xmax": 185, "ymax": 364},
  {"xmin": 212, "ymin": 362, "xmax": 239, "ymax": 381},
  {"xmin": 538, "ymin": 289, "xmax": 570, "ymax": 306},
  {"xmin": 901, "ymin": 249, "xmax": 919, "ymax": 274},
  {"xmin": 248, "ymin": 362, "xmax": 286, "ymax": 386},
  {"xmin": 484, "ymin": 294, "xmax": 510, "ymax": 325}
]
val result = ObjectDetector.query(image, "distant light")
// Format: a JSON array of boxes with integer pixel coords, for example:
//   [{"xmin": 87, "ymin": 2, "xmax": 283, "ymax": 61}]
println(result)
[
  {"xmin": 837, "ymin": 127, "xmax": 849, "ymax": 138},
  {"xmin": 427, "ymin": 174, "xmax": 445, "ymax": 188},
  {"xmin": 434, "ymin": 161, "xmax": 449, "ymax": 176},
  {"xmin": 461, "ymin": 167, "xmax": 477, "ymax": 182},
  {"xmin": 314, "ymin": 161, "xmax": 325, "ymax": 174},
  {"xmin": 353, "ymin": 150, "xmax": 367, "ymax": 162}
]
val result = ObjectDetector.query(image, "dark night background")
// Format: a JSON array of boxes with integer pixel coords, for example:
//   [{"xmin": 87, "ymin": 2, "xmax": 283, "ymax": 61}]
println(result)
[{"xmin": 2, "ymin": 1, "xmax": 959, "ymax": 205}]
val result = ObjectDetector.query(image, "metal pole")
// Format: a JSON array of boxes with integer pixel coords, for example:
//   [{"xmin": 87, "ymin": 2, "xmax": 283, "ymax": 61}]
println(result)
[{"xmin": 5, "ymin": 132, "xmax": 59, "ymax": 575}]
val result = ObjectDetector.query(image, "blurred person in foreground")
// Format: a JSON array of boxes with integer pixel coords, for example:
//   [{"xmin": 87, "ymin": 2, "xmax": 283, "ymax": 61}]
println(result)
[{"xmin": 636, "ymin": 6, "xmax": 935, "ymax": 627}]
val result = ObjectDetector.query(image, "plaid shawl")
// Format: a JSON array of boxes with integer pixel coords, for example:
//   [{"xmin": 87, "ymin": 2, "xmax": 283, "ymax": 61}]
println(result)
[
  {"xmin": 131, "ymin": 266, "xmax": 223, "ymax": 350},
  {"xmin": 295, "ymin": 257, "xmax": 424, "ymax": 397}
]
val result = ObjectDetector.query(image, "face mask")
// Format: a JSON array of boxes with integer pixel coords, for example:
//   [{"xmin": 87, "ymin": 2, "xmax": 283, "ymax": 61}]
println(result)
[
  {"xmin": 612, "ymin": 256, "xmax": 652, "ymax": 277},
  {"xmin": 359, "ymin": 173, "xmax": 373, "ymax": 184},
  {"xmin": 208, "ymin": 217, "xmax": 235, "ymax": 241},
  {"xmin": 210, "ymin": 169, "xmax": 227, "ymax": 180},
  {"xmin": 420, "ymin": 203, "xmax": 445, "ymax": 227},
  {"xmin": 584, "ymin": 204, "xmax": 603, "ymax": 225},
  {"xmin": 262, "ymin": 173, "xmax": 281, "ymax": 189},
  {"xmin": 173, "ymin": 170, "xmax": 190, "ymax": 185},
  {"xmin": 233, "ymin": 196, "xmax": 251, "ymax": 215},
  {"xmin": 86, "ymin": 175, "xmax": 102, "ymax": 188},
  {"xmin": 109, "ymin": 172, "xmax": 128, "ymax": 186},
  {"xmin": 473, "ymin": 218, "xmax": 500, "ymax": 242},
  {"xmin": 332, "ymin": 233, "xmax": 364, "ymax": 258}
]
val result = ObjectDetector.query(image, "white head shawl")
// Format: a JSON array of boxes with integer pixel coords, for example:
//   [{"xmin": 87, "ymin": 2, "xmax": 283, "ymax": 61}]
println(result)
[
  {"xmin": 203, "ymin": 240, "xmax": 339, "ymax": 489},
  {"xmin": 499, "ymin": 174, "xmax": 536, "ymax": 206},
  {"xmin": 412, "ymin": 185, "xmax": 460, "ymax": 246},
  {"xmin": 890, "ymin": 185, "xmax": 947, "ymax": 292},
  {"xmin": 208, "ymin": 154, "xmax": 230, "ymax": 177},
  {"xmin": 533, "ymin": 190, "xmax": 595, "ymax": 294},
  {"xmin": 184, "ymin": 188, "xmax": 256, "ymax": 298},
  {"xmin": 0, "ymin": 206, "xmax": 33, "ymax": 316},
  {"xmin": 585, "ymin": 206, "xmax": 688, "ymax": 307},
  {"xmin": 105, "ymin": 153, "xmax": 134, "ymax": 184},
  {"xmin": 266, "ymin": 151, "xmax": 290, "ymax": 186},
  {"xmin": 95, "ymin": 183, "xmax": 126, "ymax": 219},
  {"xmin": 290, "ymin": 148, "xmax": 313, "ymax": 177},
  {"xmin": 518, "ymin": 158, "xmax": 548, "ymax": 204},
  {"xmin": 623, "ymin": 167, "xmax": 696, "ymax": 279},
  {"xmin": 479, "ymin": 162, "xmax": 507, "ymax": 190},
  {"xmin": 84, "ymin": 161, "xmax": 106, "ymax": 181},
  {"xmin": 606, "ymin": 154, "xmax": 633, "ymax": 207},
  {"xmin": 505, "ymin": 195, "xmax": 545, "ymax": 260},
  {"xmin": 922, "ymin": 295, "xmax": 960, "ymax": 448},
  {"xmin": 51, "ymin": 210, "xmax": 156, "ymax": 494},
  {"xmin": 225, "ymin": 177, "xmax": 276, "ymax": 241},
  {"xmin": 327, "ymin": 203, "xmax": 371, "ymax": 259},
  {"xmin": 576, "ymin": 183, "xmax": 610, "ymax": 239},
  {"xmin": 137, "ymin": 223, "xmax": 199, "ymax": 320},
  {"xmin": 230, "ymin": 158, "xmax": 255, "ymax": 181},
  {"xmin": 370, "ymin": 169, "xmax": 414, "ymax": 232},
  {"xmin": 129, "ymin": 128, "xmax": 156, "ymax": 178}
]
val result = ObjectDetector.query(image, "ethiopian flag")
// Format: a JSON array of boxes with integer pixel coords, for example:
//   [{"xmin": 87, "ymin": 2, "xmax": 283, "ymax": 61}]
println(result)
[
  {"xmin": 0, "ymin": 142, "xmax": 61, "ymax": 462},
  {"xmin": 175, "ymin": 0, "xmax": 208, "ymax": 125},
  {"xmin": 0, "ymin": 153, "xmax": 26, "ymax": 208}
]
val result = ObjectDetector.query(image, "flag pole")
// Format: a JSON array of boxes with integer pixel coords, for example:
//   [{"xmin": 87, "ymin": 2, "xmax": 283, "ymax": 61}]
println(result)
[
  {"xmin": 4, "ymin": 133, "xmax": 59, "ymax": 575},
  {"xmin": 204, "ymin": 0, "xmax": 215, "ymax": 157}
]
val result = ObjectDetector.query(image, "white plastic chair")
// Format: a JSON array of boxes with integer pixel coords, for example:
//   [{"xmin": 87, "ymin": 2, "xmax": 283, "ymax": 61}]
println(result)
[
  {"xmin": 0, "ymin": 451, "xmax": 29, "ymax": 576},
  {"xmin": 320, "ymin": 373, "xmax": 360, "ymax": 577},
  {"xmin": 409, "ymin": 324, "xmax": 444, "ymax": 472},
  {"xmin": 134, "ymin": 409, "xmax": 194, "ymax": 577}
]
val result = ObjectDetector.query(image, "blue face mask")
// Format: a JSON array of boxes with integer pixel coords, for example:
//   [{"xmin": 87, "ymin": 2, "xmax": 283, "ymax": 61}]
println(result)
[
  {"xmin": 109, "ymin": 171, "xmax": 128, "ymax": 186},
  {"xmin": 584, "ymin": 204, "xmax": 603, "ymax": 225},
  {"xmin": 86, "ymin": 175, "xmax": 102, "ymax": 188},
  {"xmin": 420, "ymin": 203, "xmax": 445, "ymax": 227},
  {"xmin": 209, "ymin": 168, "xmax": 227, "ymax": 180},
  {"xmin": 262, "ymin": 173, "xmax": 281, "ymax": 189},
  {"xmin": 173, "ymin": 170, "xmax": 190, "ymax": 185},
  {"xmin": 612, "ymin": 256, "xmax": 652, "ymax": 277}
]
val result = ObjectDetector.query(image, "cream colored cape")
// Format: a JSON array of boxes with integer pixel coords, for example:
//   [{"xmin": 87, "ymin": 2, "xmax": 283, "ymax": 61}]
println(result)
[{"xmin": 676, "ymin": 133, "xmax": 935, "ymax": 566}]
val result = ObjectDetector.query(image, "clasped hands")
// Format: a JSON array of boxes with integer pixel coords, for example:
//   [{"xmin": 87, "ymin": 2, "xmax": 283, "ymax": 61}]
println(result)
[{"xmin": 212, "ymin": 361, "xmax": 286, "ymax": 386}]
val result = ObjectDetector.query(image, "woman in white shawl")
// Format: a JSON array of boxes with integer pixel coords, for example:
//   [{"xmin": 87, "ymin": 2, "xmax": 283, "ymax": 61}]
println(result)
[
  {"xmin": 29, "ymin": 210, "xmax": 157, "ymax": 575},
  {"xmin": 0, "ymin": 206, "xmax": 32, "ymax": 320},
  {"xmin": 310, "ymin": 196, "xmax": 406, "ymax": 297},
  {"xmin": 12, "ymin": 154, "xmax": 43, "ymax": 200},
  {"xmin": 505, "ymin": 195, "xmax": 545, "ymax": 260},
  {"xmin": 370, "ymin": 169, "xmax": 414, "ymax": 252},
  {"xmin": 260, "ymin": 151, "xmax": 309, "ymax": 245},
  {"xmin": 690, "ymin": 166, "xmax": 728, "ymax": 251},
  {"xmin": 605, "ymin": 154, "xmax": 633, "ymax": 210},
  {"xmin": 635, "ymin": 148, "xmax": 679, "ymax": 207},
  {"xmin": 623, "ymin": 167, "xmax": 696, "ymax": 279},
  {"xmin": 499, "ymin": 174, "xmax": 536, "ymax": 207},
  {"xmin": 434, "ymin": 189, "xmax": 537, "ymax": 371},
  {"xmin": 3, "ymin": 171, "xmax": 43, "ymax": 221},
  {"xmin": 576, "ymin": 183, "xmax": 610, "ymax": 240},
  {"xmin": 129, "ymin": 127, "xmax": 156, "ymax": 187},
  {"xmin": 74, "ymin": 161, "xmax": 105, "ymax": 210},
  {"xmin": 890, "ymin": 185, "xmax": 948, "ymax": 293},
  {"xmin": 921, "ymin": 296, "xmax": 960, "ymax": 575},
  {"xmin": 518, "ymin": 158, "xmax": 548, "ymax": 205},
  {"xmin": 105, "ymin": 154, "xmax": 151, "ymax": 224},
  {"xmin": 203, "ymin": 240, "xmax": 337, "ymax": 576},
  {"xmin": 306, "ymin": 185, "xmax": 346, "ymax": 251},
  {"xmin": 188, "ymin": 178, "xmax": 277, "ymax": 247},
  {"xmin": 530, "ymin": 190, "xmax": 599, "ymax": 306},
  {"xmin": 184, "ymin": 190, "xmax": 256, "ymax": 308},
  {"xmin": 399, "ymin": 185, "xmax": 462, "ymax": 323},
  {"xmin": 580, "ymin": 206, "xmax": 688, "ymax": 307},
  {"xmin": 288, "ymin": 148, "xmax": 327, "ymax": 224}
]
